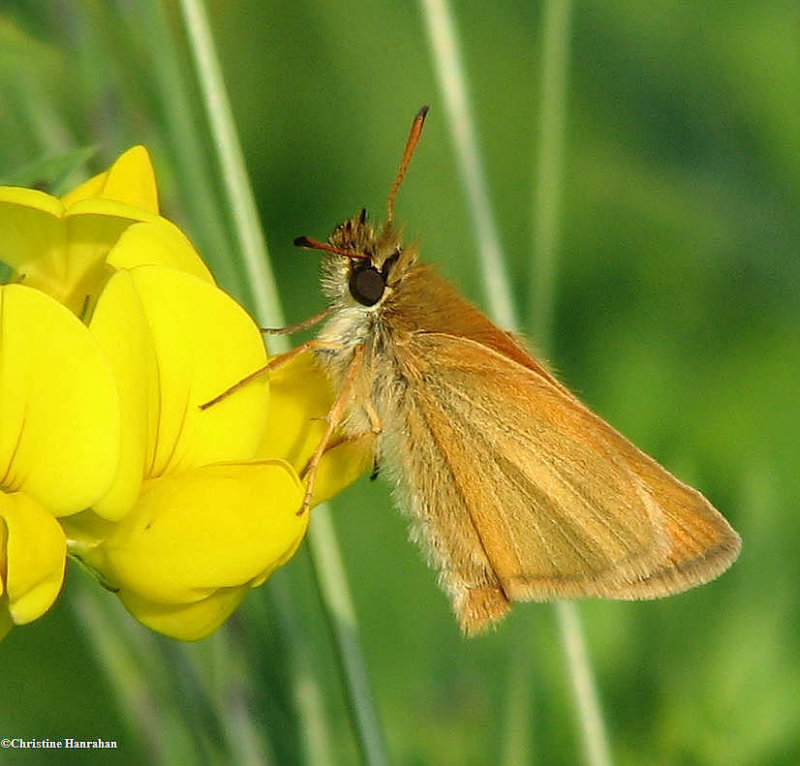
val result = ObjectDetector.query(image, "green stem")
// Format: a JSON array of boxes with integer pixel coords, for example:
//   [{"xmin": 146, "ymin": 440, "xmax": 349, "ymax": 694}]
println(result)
[
  {"xmin": 534, "ymin": 4, "xmax": 611, "ymax": 765},
  {"xmin": 176, "ymin": 1, "xmax": 387, "ymax": 762},
  {"xmin": 419, "ymin": 0, "xmax": 516, "ymax": 330},
  {"xmin": 556, "ymin": 601, "xmax": 612, "ymax": 766},
  {"xmin": 307, "ymin": 509, "xmax": 390, "ymax": 766},
  {"xmin": 71, "ymin": 577, "xmax": 206, "ymax": 764},
  {"xmin": 175, "ymin": 0, "xmax": 280, "ymax": 324},
  {"xmin": 137, "ymin": 0, "xmax": 239, "ymax": 288},
  {"xmin": 420, "ymin": 1, "xmax": 612, "ymax": 764},
  {"xmin": 531, "ymin": 0, "xmax": 572, "ymax": 353},
  {"xmin": 267, "ymin": 575, "xmax": 338, "ymax": 766}
]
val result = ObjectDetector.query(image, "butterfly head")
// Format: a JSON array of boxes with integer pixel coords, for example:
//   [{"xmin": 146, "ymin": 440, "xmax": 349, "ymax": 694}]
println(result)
[{"xmin": 294, "ymin": 106, "xmax": 429, "ymax": 310}]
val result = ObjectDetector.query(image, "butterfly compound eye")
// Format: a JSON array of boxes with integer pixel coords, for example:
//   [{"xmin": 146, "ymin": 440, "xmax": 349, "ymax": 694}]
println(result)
[{"xmin": 349, "ymin": 263, "xmax": 386, "ymax": 306}]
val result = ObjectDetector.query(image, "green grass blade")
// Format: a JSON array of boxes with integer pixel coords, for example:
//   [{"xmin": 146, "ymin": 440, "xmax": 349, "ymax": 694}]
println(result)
[
  {"xmin": 419, "ymin": 0, "xmax": 517, "ymax": 330},
  {"xmin": 534, "ymin": 3, "xmax": 611, "ymax": 765},
  {"xmin": 307, "ymin": 509, "xmax": 390, "ymax": 766},
  {"xmin": 420, "ymin": 1, "xmax": 611, "ymax": 764},
  {"xmin": 530, "ymin": 0, "xmax": 572, "ymax": 352},
  {"xmin": 176, "ymin": 1, "xmax": 388, "ymax": 762}
]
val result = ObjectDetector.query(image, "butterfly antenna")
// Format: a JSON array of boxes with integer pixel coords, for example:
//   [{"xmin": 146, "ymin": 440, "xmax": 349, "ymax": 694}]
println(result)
[
  {"xmin": 385, "ymin": 105, "xmax": 429, "ymax": 227},
  {"xmin": 293, "ymin": 236, "xmax": 369, "ymax": 260}
]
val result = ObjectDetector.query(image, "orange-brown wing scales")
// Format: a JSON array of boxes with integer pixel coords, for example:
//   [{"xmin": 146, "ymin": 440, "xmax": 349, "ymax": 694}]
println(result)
[
  {"xmin": 391, "ymin": 332, "xmax": 739, "ymax": 633},
  {"xmin": 599, "ymin": 451, "xmax": 740, "ymax": 597},
  {"xmin": 396, "ymin": 398, "xmax": 512, "ymax": 633},
  {"xmin": 414, "ymin": 350, "xmax": 665, "ymax": 589}
]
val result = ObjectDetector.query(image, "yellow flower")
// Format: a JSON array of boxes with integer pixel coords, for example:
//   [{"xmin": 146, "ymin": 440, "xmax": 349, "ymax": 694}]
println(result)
[
  {"xmin": 88, "ymin": 462, "xmax": 304, "ymax": 641},
  {"xmin": 65, "ymin": 257, "xmax": 309, "ymax": 639},
  {"xmin": 87, "ymin": 264, "xmax": 271, "ymax": 519},
  {"xmin": 22, "ymin": 145, "xmax": 309, "ymax": 639},
  {"xmin": 1, "ymin": 145, "xmax": 371, "ymax": 641},
  {"xmin": 0, "ymin": 146, "xmax": 212, "ymax": 317},
  {"xmin": 0, "ymin": 284, "xmax": 120, "ymax": 638},
  {"xmin": 0, "ymin": 493, "xmax": 66, "ymax": 641}
]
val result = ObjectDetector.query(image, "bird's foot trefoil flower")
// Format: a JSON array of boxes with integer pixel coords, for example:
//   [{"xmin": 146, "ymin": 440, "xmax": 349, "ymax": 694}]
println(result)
[{"xmin": 0, "ymin": 146, "xmax": 370, "ymax": 640}]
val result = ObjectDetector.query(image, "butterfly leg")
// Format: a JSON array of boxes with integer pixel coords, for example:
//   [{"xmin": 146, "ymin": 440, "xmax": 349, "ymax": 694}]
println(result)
[
  {"xmin": 364, "ymin": 400, "xmax": 383, "ymax": 434},
  {"xmin": 297, "ymin": 343, "xmax": 366, "ymax": 515},
  {"xmin": 200, "ymin": 339, "xmax": 345, "ymax": 410},
  {"xmin": 260, "ymin": 307, "xmax": 335, "ymax": 335}
]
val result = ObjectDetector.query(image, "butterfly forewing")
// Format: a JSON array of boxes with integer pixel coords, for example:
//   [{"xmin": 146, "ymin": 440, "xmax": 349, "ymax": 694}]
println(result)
[{"xmin": 385, "ymin": 324, "xmax": 739, "ymax": 634}]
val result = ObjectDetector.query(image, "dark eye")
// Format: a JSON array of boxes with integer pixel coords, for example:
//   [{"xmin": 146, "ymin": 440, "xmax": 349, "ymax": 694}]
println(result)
[{"xmin": 349, "ymin": 263, "xmax": 386, "ymax": 306}]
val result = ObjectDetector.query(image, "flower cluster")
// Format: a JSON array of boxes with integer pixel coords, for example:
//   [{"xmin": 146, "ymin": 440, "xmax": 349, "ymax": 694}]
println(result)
[{"xmin": 0, "ymin": 147, "xmax": 370, "ymax": 641}]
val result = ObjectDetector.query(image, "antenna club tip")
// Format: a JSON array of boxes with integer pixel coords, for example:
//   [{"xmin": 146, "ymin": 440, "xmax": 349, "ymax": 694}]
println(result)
[
  {"xmin": 293, "ymin": 236, "xmax": 312, "ymax": 248},
  {"xmin": 418, "ymin": 105, "xmax": 430, "ymax": 120}
]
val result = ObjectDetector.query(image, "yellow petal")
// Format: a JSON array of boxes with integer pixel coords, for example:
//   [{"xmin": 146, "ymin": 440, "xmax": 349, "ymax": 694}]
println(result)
[
  {"xmin": 59, "ymin": 172, "xmax": 106, "ymax": 209},
  {"xmin": 58, "ymin": 207, "xmax": 209, "ymax": 316},
  {"xmin": 59, "ymin": 200, "xmax": 165, "ymax": 315},
  {"xmin": 88, "ymin": 266, "xmax": 268, "ymax": 518},
  {"xmin": 117, "ymin": 585, "xmax": 249, "ymax": 641},
  {"xmin": 126, "ymin": 266, "xmax": 269, "ymax": 476},
  {"xmin": 0, "ymin": 160, "xmax": 163, "ymax": 314},
  {"xmin": 0, "ymin": 186, "xmax": 64, "ymax": 217},
  {"xmin": 0, "ymin": 492, "xmax": 67, "ymax": 625},
  {"xmin": 259, "ymin": 350, "xmax": 372, "ymax": 506},
  {"xmin": 61, "ymin": 146, "xmax": 159, "ymax": 213},
  {"xmin": 0, "ymin": 284, "xmax": 120, "ymax": 515},
  {"xmin": 105, "ymin": 220, "xmax": 215, "ymax": 284},
  {"xmin": 0, "ymin": 190, "xmax": 67, "ymax": 288},
  {"xmin": 96, "ymin": 460, "xmax": 306, "ymax": 604},
  {"xmin": 0, "ymin": 511, "xmax": 4, "ymax": 597},
  {"xmin": 0, "ymin": 185, "xmax": 159, "ymax": 314},
  {"xmin": 87, "ymin": 271, "xmax": 157, "ymax": 520},
  {"xmin": 0, "ymin": 150, "xmax": 201, "ymax": 317},
  {"xmin": 0, "ymin": 207, "xmax": 127, "ymax": 316},
  {"xmin": 63, "ymin": 197, "xmax": 161, "ymax": 225},
  {"xmin": 259, "ymin": 351, "xmax": 333, "ymax": 467}
]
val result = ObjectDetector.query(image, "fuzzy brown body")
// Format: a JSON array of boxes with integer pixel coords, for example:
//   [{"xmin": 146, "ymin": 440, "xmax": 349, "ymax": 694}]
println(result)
[{"xmin": 309, "ymin": 213, "xmax": 741, "ymax": 636}]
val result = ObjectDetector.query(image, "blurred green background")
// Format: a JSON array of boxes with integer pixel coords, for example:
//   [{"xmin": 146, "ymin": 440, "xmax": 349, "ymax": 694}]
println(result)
[{"xmin": 1, "ymin": 1, "xmax": 798, "ymax": 764}]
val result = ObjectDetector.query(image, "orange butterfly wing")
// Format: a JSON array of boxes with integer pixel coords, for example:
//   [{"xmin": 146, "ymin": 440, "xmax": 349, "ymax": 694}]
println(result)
[{"xmin": 387, "ymin": 330, "xmax": 739, "ymax": 633}]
